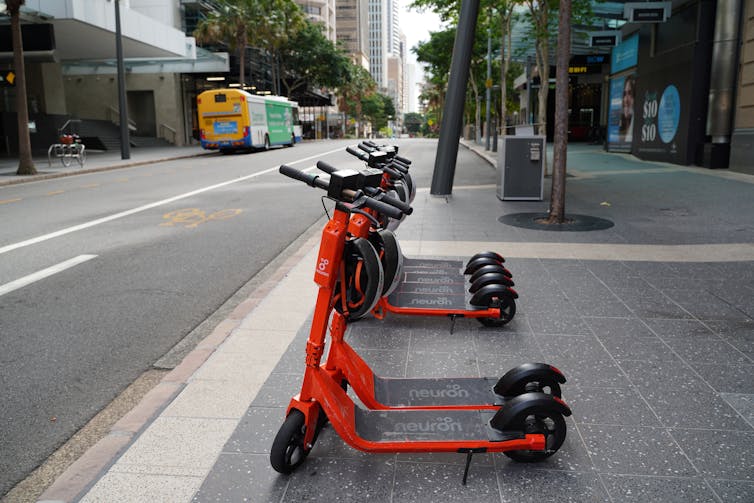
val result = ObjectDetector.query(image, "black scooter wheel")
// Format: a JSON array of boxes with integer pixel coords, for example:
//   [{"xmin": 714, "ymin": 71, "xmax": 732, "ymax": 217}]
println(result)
[
  {"xmin": 270, "ymin": 409, "xmax": 310, "ymax": 474},
  {"xmin": 478, "ymin": 294, "xmax": 516, "ymax": 327},
  {"xmin": 469, "ymin": 264, "xmax": 513, "ymax": 283},
  {"xmin": 468, "ymin": 251, "xmax": 504, "ymax": 265},
  {"xmin": 333, "ymin": 238, "xmax": 384, "ymax": 320},
  {"xmin": 503, "ymin": 408, "xmax": 567, "ymax": 463},
  {"xmin": 465, "ymin": 256, "xmax": 505, "ymax": 275},
  {"xmin": 369, "ymin": 229, "xmax": 403, "ymax": 296}
]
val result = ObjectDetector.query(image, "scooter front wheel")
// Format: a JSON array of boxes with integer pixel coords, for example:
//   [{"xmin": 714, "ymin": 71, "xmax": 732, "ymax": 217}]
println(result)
[
  {"xmin": 478, "ymin": 295, "xmax": 516, "ymax": 327},
  {"xmin": 270, "ymin": 410, "xmax": 310, "ymax": 474}
]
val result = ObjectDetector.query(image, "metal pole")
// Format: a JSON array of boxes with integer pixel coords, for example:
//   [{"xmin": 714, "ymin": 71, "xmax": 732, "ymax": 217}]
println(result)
[
  {"xmin": 485, "ymin": 25, "xmax": 492, "ymax": 150},
  {"xmin": 115, "ymin": 0, "xmax": 130, "ymax": 159},
  {"xmin": 430, "ymin": 0, "xmax": 480, "ymax": 196}
]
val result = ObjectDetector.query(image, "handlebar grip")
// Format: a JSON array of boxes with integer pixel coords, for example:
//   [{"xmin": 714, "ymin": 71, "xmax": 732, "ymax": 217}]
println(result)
[
  {"xmin": 395, "ymin": 154, "xmax": 411, "ymax": 165},
  {"xmin": 316, "ymin": 160, "xmax": 337, "ymax": 174},
  {"xmin": 346, "ymin": 146, "xmax": 367, "ymax": 160},
  {"xmin": 389, "ymin": 160, "xmax": 409, "ymax": 174},
  {"xmin": 279, "ymin": 165, "xmax": 327, "ymax": 190},
  {"xmin": 363, "ymin": 140, "xmax": 378, "ymax": 148},
  {"xmin": 358, "ymin": 143, "xmax": 375, "ymax": 153},
  {"xmin": 382, "ymin": 165, "xmax": 402, "ymax": 179},
  {"xmin": 362, "ymin": 195, "xmax": 403, "ymax": 220},
  {"xmin": 374, "ymin": 191, "xmax": 413, "ymax": 215}
]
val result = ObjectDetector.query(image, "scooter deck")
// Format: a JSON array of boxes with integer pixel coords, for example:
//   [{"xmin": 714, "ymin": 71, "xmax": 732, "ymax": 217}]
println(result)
[
  {"xmin": 355, "ymin": 407, "xmax": 518, "ymax": 442},
  {"xmin": 388, "ymin": 257, "xmax": 475, "ymax": 310},
  {"xmin": 373, "ymin": 376, "xmax": 504, "ymax": 407}
]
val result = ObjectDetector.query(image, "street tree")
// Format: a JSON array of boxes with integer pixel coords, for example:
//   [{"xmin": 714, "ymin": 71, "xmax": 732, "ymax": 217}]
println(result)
[
  {"xmin": 338, "ymin": 63, "xmax": 377, "ymax": 137},
  {"xmin": 277, "ymin": 21, "xmax": 349, "ymax": 97},
  {"xmin": 6, "ymin": 0, "xmax": 36, "ymax": 175},
  {"xmin": 259, "ymin": 0, "xmax": 306, "ymax": 95},
  {"xmin": 194, "ymin": 0, "xmax": 265, "ymax": 87}
]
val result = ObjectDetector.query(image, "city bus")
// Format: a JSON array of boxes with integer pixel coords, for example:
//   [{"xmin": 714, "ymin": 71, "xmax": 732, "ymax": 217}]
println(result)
[{"xmin": 197, "ymin": 89, "xmax": 301, "ymax": 153}]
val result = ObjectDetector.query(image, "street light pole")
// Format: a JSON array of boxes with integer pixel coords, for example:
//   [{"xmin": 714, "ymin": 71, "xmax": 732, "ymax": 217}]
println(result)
[
  {"xmin": 484, "ymin": 25, "xmax": 492, "ymax": 151},
  {"xmin": 115, "ymin": 0, "xmax": 130, "ymax": 159}
]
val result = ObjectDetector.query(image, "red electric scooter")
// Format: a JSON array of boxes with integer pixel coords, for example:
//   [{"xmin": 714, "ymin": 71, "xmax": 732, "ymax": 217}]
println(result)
[
  {"xmin": 270, "ymin": 166, "xmax": 571, "ymax": 482},
  {"xmin": 317, "ymin": 156, "xmax": 517, "ymax": 327}
]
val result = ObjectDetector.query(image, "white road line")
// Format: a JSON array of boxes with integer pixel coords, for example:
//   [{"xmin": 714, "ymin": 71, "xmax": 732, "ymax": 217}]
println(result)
[
  {"xmin": 0, "ymin": 147, "xmax": 345, "ymax": 256},
  {"xmin": 0, "ymin": 255, "xmax": 97, "ymax": 297}
]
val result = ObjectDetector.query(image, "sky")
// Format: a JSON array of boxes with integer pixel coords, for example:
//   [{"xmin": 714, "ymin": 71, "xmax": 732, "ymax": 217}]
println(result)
[{"xmin": 399, "ymin": 0, "xmax": 443, "ymax": 111}]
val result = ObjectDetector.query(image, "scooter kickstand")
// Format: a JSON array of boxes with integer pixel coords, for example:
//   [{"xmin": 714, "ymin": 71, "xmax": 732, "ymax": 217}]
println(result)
[{"xmin": 460, "ymin": 448, "xmax": 485, "ymax": 485}]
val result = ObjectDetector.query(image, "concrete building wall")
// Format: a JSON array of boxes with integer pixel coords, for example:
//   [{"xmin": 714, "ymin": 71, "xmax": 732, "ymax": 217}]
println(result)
[
  {"xmin": 730, "ymin": 0, "xmax": 754, "ymax": 174},
  {"xmin": 130, "ymin": 0, "xmax": 182, "ymax": 30},
  {"xmin": 64, "ymin": 73, "xmax": 186, "ymax": 145}
]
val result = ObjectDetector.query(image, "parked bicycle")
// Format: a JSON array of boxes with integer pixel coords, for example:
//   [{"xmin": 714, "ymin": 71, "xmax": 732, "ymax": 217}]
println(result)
[{"xmin": 48, "ymin": 120, "xmax": 86, "ymax": 168}]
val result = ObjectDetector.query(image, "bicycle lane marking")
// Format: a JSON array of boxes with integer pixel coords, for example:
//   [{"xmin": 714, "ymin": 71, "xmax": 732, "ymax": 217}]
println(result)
[
  {"xmin": 0, "ymin": 147, "xmax": 345, "ymax": 256},
  {"xmin": 0, "ymin": 255, "xmax": 97, "ymax": 297}
]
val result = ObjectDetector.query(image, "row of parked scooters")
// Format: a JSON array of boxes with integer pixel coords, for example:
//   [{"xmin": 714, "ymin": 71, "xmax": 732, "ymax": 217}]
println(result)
[{"xmin": 270, "ymin": 142, "xmax": 571, "ymax": 484}]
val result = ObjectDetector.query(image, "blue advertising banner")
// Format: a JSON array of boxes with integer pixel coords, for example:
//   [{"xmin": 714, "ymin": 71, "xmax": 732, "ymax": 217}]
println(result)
[
  {"xmin": 611, "ymin": 35, "xmax": 639, "ymax": 74},
  {"xmin": 607, "ymin": 74, "xmax": 636, "ymax": 152}
]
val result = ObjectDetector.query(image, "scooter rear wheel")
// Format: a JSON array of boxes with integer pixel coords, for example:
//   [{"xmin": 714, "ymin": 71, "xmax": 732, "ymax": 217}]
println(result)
[
  {"xmin": 478, "ymin": 294, "xmax": 516, "ymax": 327},
  {"xmin": 270, "ymin": 409, "xmax": 310, "ymax": 474},
  {"xmin": 503, "ymin": 408, "xmax": 566, "ymax": 463}
]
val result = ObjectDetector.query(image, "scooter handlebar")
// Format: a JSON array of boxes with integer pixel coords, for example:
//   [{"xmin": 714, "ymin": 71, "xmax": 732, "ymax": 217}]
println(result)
[
  {"xmin": 279, "ymin": 164, "xmax": 326, "ymax": 190},
  {"xmin": 280, "ymin": 164, "xmax": 406, "ymax": 219},
  {"xmin": 370, "ymin": 189, "xmax": 413, "ymax": 215},
  {"xmin": 346, "ymin": 146, "xmax": 368, "ymax": 160},
  {"xmin": 316, "ymin": 160, "xmax": 337, "ymax": 174},
  {"xmin": 395, "ymin": 154, "xmax": 411, "ymax": 165}
]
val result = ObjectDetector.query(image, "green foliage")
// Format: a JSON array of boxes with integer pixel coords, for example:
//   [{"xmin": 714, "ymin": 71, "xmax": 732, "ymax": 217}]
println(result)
[
  {"xmin": 404, "ymin": 112, "xmax": 424, "ymax": 134},
  {"xmin": 361, "ymin": 92, "xmax": 394, "ymax": 130}
]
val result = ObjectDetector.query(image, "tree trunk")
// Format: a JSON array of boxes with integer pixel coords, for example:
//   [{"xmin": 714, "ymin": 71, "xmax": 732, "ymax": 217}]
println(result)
[
  {"xmin": 237, "ymin": 30, "xmax": 247, "ymax": 86},
  {"xmin": 12, "ymin": 4, "xmax": 36, "ymax": 175},
  {"xmin": 548, "ymin": 0, "xmax": 571, "ymax": 224}
]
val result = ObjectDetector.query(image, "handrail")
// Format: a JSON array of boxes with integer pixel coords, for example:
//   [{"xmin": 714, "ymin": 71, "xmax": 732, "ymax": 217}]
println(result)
[
  {"xmin": 58, "ymin": 118, "xmax": 81, "ymax": 135},
  {"xmin": 106, "ymin": 105, "xmax": 137, "ymax": 132},
  {"xmin": 159, "ymin": 123, "xmax": 177, "ymax": 144}
]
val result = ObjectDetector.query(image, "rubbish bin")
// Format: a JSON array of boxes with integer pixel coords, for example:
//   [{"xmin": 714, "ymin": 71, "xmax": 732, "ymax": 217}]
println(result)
[{"xmin": 496, "ymin": 135, "xmax": 545, "ymax": 201}]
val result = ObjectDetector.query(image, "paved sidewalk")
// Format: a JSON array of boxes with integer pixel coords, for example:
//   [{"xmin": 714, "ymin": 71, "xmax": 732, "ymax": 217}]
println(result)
[{"xmin": 39, "ymin": 140, "xmax": 754, "ymax": 502}]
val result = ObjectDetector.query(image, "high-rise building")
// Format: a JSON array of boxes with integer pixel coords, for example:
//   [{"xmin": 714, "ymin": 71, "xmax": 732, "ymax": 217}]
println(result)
[
  {"xmin": 336, "ymin": 0, "xmax": 370, "ymax": 70},
  {"xmin": 368, "ymin": 0, "xmax": 389, "ymax": 87},
  {"xmin": 297, "ymin": 0, "xmax": 337, "ymax": 42}
]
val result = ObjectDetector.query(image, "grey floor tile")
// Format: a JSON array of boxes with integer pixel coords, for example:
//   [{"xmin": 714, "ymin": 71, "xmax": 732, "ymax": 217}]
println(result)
[
  {"xmin": 694, "ymin": 364, "xmax": 754, "ymax": 393},
  {"xmin": 396, "ymin": 450, "xmax": 494, "ymax": 466},
  {"xmin": 528, "ymin": 313, "xmax": 592, "ymax": 336},
  {"xmin": 611, "ymin": 288, "xmax": 693, "ymax": 319},
  {"xmin": 477, "ymin": 354, "xmax": 549, "ymax": 378},
  {"xmin": 646, "ymin": 318, "xmax": 751, "ymax": 363},
  {"xmin": 391, "ymin": 461, "xmax": 500, "ymax": 502},
  {"xmin": 410, "ymin": 325, "xmax": 480, "ymax": 353},
  {"xmin": 583, "ymin": 317, "xmax": 656, "ymax": 338},
  {"xmin": 346, "ymin": 326, "xmax": 411, "ymax": 351},
  {"xmin": 406, "ymin": 349, "xmax": 480, "ymax": 378},
  {"xmin": 224, "ymin": 406, "xmax": 285, "ymax": 454},
  {"xmin": 660, "ymin": 289, "xmax": 748, "ymax": 321},
  {"xmin": 251, "ymin": 373, "xmax": 302, "ymax": 408},
  {"xmin": 620, "ymin": 360, "xmax": 750, "ymax": 430},
  {"xmin": 192, "ymin": 453, "xmax": 287, "ymax": 503},
  {"xmin": 308, "ymin": 423, "xmax": 374, "ymax": 460},
  {"xmin": 599, "ymin": 474, "xmax": 718, "ymax": 502},
  {"xmin": 357, "ymin": 348, "xmax": 409, "ymax": 377},
  {"xmin": 720, "ymin": 393, "xmax": 754, "ymax": 427},
  {"xmin": 621, "ymin": 261, "xmax": 681, "ymax": 278},
  {"xmin": 580, "ymin": 424, "xmax": 697, "ymax": 477},
  {"xmin": 705, "ymin": 479, "xmax": 754, "ymax": 502},
  {"xmin": 599, "ymin": 335, "xmax": 679, "ymax": 363},
  {"xmin": 472, "ymin": 330, "xmax": 540, "ymax": 357},
  {"xmin": 496, "ymin": 469, "xmax": 609, "ymax": 503},
  {"xmin": 706, "ymin": 319, "xmax": 754, "ymax": 360},
  {"xmin": 569, "ymin": 298, "xmax": 634, "ymax": 318},
  {"xmin": 283, "ymin": 456, "xmax": 396, "ymax": 502},
  {"xmin": 671, "ymin": 429, "xmax": 754, "ymax": 481},
  {"xmin": 568, "ymin": 386, "xmax": 661, "ymax": 426},
  {"xmin": 537, "ymin": 335, "xmax": 626, "ymax": 387}
]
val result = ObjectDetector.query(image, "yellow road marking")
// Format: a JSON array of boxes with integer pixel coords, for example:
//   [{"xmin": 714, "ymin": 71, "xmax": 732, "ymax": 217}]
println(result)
[
  {"xmin": 116, "ymin": 178, "xmax": 129, "ymax": 182},
  {"xmin": 46, "ymin": 190, "xmax": 64, "ymax": 196},
  {"xmin": 0, "ymin": 198, "xmax": 21, "ymax": 205},
  {"xmin": 81, "ymin": 183, "xmax": 100, "ymax": 189},
  {"xmin": 161, "ymin": 208, "xmax": 243, "ymax": 228}
]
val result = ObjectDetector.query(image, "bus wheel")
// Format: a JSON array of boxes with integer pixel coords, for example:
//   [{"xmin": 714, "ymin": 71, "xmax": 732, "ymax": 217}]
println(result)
[{"xmin": 264, "ymin": 135, "xmax": 270, "ymax": 151}]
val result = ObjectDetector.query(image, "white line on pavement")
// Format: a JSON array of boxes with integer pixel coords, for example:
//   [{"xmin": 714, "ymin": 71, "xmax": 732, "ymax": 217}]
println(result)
[
  {"xmin": 0, "ymin": 147, "xmax": 345, "ymax": 256},
  {"xmin": 0, "ymin": 254, "xmax": 97, "ymax": 297}
]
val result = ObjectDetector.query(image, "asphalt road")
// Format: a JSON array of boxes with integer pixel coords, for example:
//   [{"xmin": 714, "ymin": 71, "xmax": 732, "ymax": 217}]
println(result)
[{"xmin": 0, "ymin": 139, "xmax": 443, "ymax": 496}]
